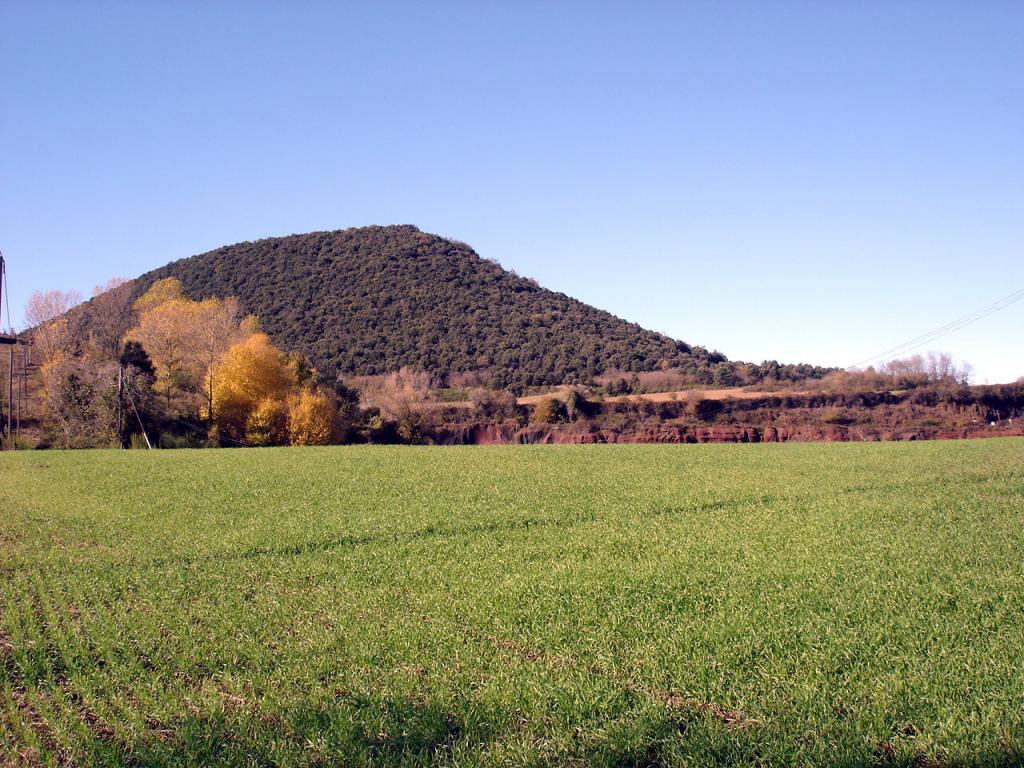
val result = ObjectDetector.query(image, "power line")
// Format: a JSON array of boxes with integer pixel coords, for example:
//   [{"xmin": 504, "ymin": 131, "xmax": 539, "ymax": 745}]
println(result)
[{"xmin": 850, "ymin": 286, "xmax": 1024, "ymax": 369}]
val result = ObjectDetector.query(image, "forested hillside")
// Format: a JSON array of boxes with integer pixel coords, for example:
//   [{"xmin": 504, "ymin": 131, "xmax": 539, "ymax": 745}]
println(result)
[{"xmin": 134, "ymin": 226, "xmax": 824, "ymax": 390}]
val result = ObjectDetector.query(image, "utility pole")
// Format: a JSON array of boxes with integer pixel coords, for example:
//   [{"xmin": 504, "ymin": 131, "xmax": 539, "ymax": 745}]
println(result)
[
  {"xmin": 16, "ymin": 349, "xmax": 22, "ymax": 440},
  {"xmin": 6, "ymin": 347, "xmax": 12, "ymax": 450},
  {"xmin": 0, "ymin": 252, "xmax": 31, "ymax": 449},
  {"xmin": 116, "ymin": 363, "xmax": 125, "ymax": 448},
  {"xmin": 1, "ymin": 356, "xmax": 5, "ymax": 450},
  {"xmin": 1, "ymin": 253, "xmax": 5, "ymax": 449},
  {"xmin": 123, "ymin": 379, "xmax": 152, "ymax": 449}
]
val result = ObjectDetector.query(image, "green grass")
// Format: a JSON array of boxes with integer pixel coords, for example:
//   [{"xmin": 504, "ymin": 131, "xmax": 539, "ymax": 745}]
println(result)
[{"xmin": 1, "ymin": 440, "xmax": 1023, "ymax": 767}]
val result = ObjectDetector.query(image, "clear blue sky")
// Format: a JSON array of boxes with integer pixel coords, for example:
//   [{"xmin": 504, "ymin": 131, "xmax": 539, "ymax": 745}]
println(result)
[{"xmin": 2, "ymin": 0, "xmax": 1021, "ymax": 382}]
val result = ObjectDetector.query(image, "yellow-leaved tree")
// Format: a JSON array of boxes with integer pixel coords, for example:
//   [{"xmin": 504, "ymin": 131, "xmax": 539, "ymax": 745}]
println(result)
[
  {"xmin": 246, "ymin": 398, "xmax": 289, "ymax": 447},
  {"xmin": 195, "ymin": 297, "xmax": 259, "ymax": 423},
  {"xmin": 205, "ymin": 333, "xmax": 297, "ymax": 444},
  {"xmin": 287, "ymin": 389, "xmax": 338, "ymax": 446},
  {"xmin": 132, "ymin": 277, "xmax": 184, "ymax": 314},
  {"xmin": 125, "ymin": 278, "xmax": 255, "ymax": 416}
]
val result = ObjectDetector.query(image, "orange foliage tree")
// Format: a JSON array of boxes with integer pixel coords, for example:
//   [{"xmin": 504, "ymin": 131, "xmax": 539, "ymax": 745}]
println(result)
[
  {"xmin": 125, "ymin": 278, "xmax": 255, "ymax": 416},
  {"xmin": 206, "ymin": 334, "xmax": 343, "ymax": 446},
  {"xmin": 123, "ymin": 277, "xmax": 343, "ymax": 446},
  {"xmin": 205, "ymin": 333, "xmax": 298, "ymax": 443},
  {"xmin": 287, "ymin": 389, "xmax": 338, "ymax": 446}
]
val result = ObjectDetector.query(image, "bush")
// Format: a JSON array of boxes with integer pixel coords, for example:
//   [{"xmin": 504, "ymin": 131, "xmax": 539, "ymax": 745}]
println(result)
[
  {"xmin": 157, "ymin": 431, "xmax": 204, "ymax": 449},
  {"xmin": 470, "ymin": 388, "xmax": 518, "ymax": 421},
  {"xmin": 531, "ymin": 397, "xmax": 563, "ymax": 424},
  {"xmin": 821, "ymin": 407, "xmax": 854, "ymax": 425},
  {"xmin": 0, "ymin": 434, "xmax": 37, "ymax": 451},
  {"xmin": 366, "ymin": 414, "xmax": 401, "ymax": 444},
  {"xmin": 565, "ymin": 390, "xmax": 592, "ymax": 421}
]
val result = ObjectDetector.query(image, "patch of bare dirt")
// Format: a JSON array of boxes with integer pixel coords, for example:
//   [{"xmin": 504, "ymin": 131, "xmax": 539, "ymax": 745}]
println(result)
[{"xmin": 655, "ymin": 688, "xmax": 761, "ymax": 730}]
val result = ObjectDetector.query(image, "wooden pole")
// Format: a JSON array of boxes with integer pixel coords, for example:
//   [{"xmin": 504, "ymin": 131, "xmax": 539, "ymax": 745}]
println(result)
[
  {"xmin": 0, "ymin": 353, "xmax": 5, "ymax": 450},
  {"xmin": 15, "ymin": 349, "xmax": 22, "ymax": 439},
  {"xmin": 117, "ymin": 363, "xmax": 124, "ymax": 448},
  {"xmin": 124, "ymin": 379, "xmax": 152, "ymax": 449},
  {"xmin": 6, "ymin": 347, "xmax": 13, "ymax": 450}
]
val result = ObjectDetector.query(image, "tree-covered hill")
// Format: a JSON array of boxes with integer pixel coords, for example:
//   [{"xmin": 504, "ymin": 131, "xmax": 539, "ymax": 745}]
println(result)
[{"xmin": 133, "ymin": 225, "xmax": 819, "ymax": 390}]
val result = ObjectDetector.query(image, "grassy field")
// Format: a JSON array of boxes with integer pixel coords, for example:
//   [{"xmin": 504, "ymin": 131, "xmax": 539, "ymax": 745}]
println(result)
[{"xmin": 2, "ymin": 441, "xmax": 1023, "ymax": 767}]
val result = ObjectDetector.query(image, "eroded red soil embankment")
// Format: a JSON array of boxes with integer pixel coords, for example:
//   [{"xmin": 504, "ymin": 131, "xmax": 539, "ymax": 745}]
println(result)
[{"xmin": 433, "ymin": 423, "xmax": 1024, "ymax": 445}]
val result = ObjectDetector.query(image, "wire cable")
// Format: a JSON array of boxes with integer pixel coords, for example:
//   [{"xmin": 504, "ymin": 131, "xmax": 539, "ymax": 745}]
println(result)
[{"xmin": 850, "ymin": 286, "xmax": 1024, "ymax": 369}]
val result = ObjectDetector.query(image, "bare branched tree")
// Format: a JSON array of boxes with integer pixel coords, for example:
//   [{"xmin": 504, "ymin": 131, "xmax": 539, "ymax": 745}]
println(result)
[
  {"xmin": 25, "ymin": 289, "xmax": 82, "ymax": 328},
  {"xmin": 25, "ymin": 289, "xmax": 83, "ymax": 364},
  {"xmin": 85, "ymin": 278, "xmax": 135, "ymax": 358},
  {"xmin": 354, "ymin": 366, "xmax": 435, "ymax": 440}
]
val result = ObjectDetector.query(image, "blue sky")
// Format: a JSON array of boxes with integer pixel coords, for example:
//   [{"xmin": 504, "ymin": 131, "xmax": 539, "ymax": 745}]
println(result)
[{"xmin": 2, "ymin": 0, "xmax": 1021, "ymax": 382}]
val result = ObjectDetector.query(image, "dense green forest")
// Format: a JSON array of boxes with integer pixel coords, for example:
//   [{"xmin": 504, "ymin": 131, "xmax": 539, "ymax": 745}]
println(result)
[{"xmin": 134, "ymin": 226, "xmax": 829, "ymax": 391}]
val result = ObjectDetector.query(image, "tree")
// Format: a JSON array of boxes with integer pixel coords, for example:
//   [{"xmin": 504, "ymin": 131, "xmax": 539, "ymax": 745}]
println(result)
[
  {"xmin": 120, "ymin": 341, "xmax": 155, "ymax": 376},
  {"xmin": 25, "ymin": 289, "xmax": 83, "ymax": 365},
  {"xmin": 133, "ymin": 277, "xmax": 183, "ymax": 313},
  {"xmin": 206, "ymin": 333, "xmax": 297, "ymax": 443},
  {"xmin": 287, "ymin": 389, "xmax": 339, "ymax": 445},
  {"xmin": 25, "ymin": 289, "xmax": 82, "ymax": 328},
  {"xmin": 711, "ymin": 362, "xmax": 739, "ymax": 388},
  {"xmin": 116, "ymin": 346, "xmax": 158, "ymax": 447},
  {"xmin": 564, "ymin": 389, "xmax": 589, "ymax": 421},
  {"xmin": 85, "ymin": 278, "xmax": 134, "ymax": 358},
  {"xmin": 38, "ymin": 353, "xmax": 119, "ymax": 447},
  {"xmin": 879, "ymin": 352, "xmax": 972, "ymax": 387},
  {"xmin": 354, "ymin": 367, "xmax": 434, "ymax": 441},
  {"xmin": 531, "ymin": 397, "xmax": 562, "ymax": 424},
  {"xmin": 469, "ymin": 387, "xmax": 517, "ymax": 420},
  {"xmin": 194, "ymin": 297, "xmax": 258, "ymax": 424},
  {"xmin": 124, "ymin": 279, "xmax": 256, "ymax": 416},
  {"xmin": 246, "ymin": 398, "xmax": 289, "ymax": 446},
  {"xmin": 124, "ymin": 295, "xmax": 203, "ymax": 412}
]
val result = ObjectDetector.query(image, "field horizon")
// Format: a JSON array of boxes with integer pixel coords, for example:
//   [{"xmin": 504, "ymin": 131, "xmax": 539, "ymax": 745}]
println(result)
[{"xmin": 3, "ymin": 440, "xmax": 1023, "ymax": 766}]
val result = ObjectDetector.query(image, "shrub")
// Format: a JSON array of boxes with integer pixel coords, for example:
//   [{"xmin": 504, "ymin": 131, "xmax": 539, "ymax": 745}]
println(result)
[
  {"xmin": 820, "ymin": 407, "xmax": 854, "ymax": 425},
  {"xmin": 469, "ymin": 388, "xmax": 518, "ymax": 421},
  {"xmin": 565, "ymin": 390, "xmax": 590, "ymax": 421},
  {"xmin": 158, "ymin": 431, "xmax": 203, "ymax": 449},
  {"xmin": 532, "ymin": 397, "xmax": 562, "ymax": 424}
]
